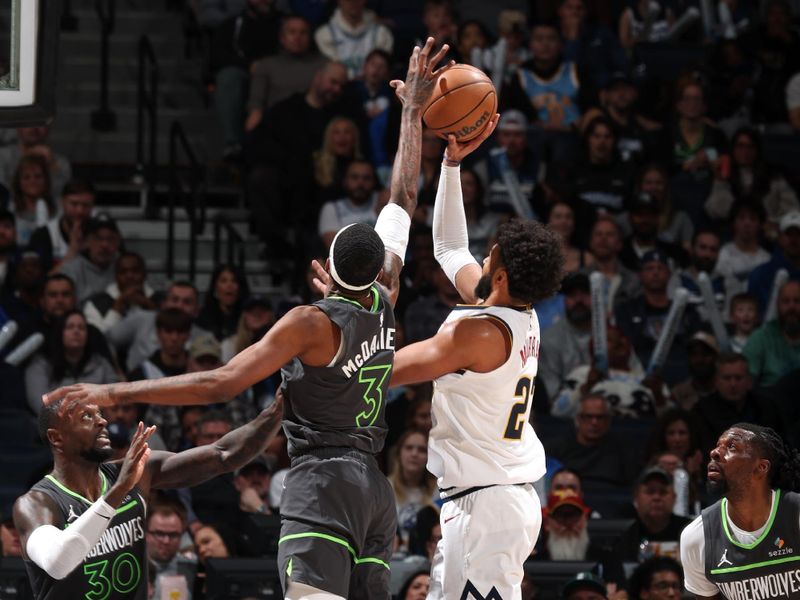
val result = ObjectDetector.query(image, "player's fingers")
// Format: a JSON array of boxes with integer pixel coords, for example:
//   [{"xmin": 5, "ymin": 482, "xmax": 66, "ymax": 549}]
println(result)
[
  {"xmin": 418, "ymin": 37, "xmax": 434, "ymax": 69},
  {"xmin": 43, "ymin": 385, "xmax": 68, "ymax": 406},
  {"xmin": 431, "ymin": 58, "xmax": 455, "ymax": 78},
  {"xmin": 389, "ymin": 79, "xmax": 402, "ymax": 89},
  {"xmin": 425, "ymin": 45, "xmax": 449, "ymax": 76},
  {"xmin": 407, "ymin": 45, "xmax": 420, "ymax": 73}
]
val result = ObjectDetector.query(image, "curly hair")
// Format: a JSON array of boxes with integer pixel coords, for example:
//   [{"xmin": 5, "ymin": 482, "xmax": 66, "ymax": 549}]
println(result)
[
  {"xmin": 734, "ymin": 423, "xmax": 800, "ymax": 492},
  {"xmin": 628, "ymin": 557, "xmax": 682, "ymax": 599},
  {"xmin": 496, "ymin": 218, "xmax": 565, "ymax": 304}
]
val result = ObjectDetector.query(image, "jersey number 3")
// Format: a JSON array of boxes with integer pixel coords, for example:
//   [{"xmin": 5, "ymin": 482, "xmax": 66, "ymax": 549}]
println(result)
[
  {"xmin": 504, "ymin": 376, "xmax": 533, "ymax": 440},
  {"xmin": 356, "ymin": 364, "xmax": 392, "ymax": 427}
]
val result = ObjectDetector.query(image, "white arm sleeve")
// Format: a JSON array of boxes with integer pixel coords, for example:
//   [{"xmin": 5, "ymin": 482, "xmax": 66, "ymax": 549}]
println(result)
[
  {"xmin": 374, "ymin": 203, "xmax": 411, "ymax": 264},
  {"xmin": 680, "ymin": 516, "xmax": 720, "ymax": 597},
  {"xmin": 432, "ymin": 164, "xmax": 479, "ymax": 285},
  {"xmin": 26, "ymin": 497, "xmax": 116, "ymax": 580}
]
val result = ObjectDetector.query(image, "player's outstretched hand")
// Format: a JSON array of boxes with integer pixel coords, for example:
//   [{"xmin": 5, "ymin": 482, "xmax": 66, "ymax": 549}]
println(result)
[
  {"xmin": 106, "ymin": 422, "xmax": 155, "ymax": 507},
  {"xmin": 44, "ymin": 383, "xmax": 114, "ymax": 416},
  {"xmin": 443, "ymin": 113, "xmax": 500, "ymax": 163},
  {"xmin": 310, "ymin": 258, "xmax": 332, "ymax": 296},
  {"xmin": 390, "ymin": 36, "xmax": 455, "ymax": 111}
]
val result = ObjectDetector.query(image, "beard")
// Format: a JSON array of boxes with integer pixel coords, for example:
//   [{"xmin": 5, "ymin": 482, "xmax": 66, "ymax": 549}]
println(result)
[
  {"xmin": 706, "ymin": 475, "xmax": 729, "ymax": 497},
  {"xmin": 566, "ymin": 304, "xmax": 591, "ymax": 326},
  {"xmin": 546, "ymin": 527, "xmax": 591, "ymax": 561},
  {"xmin": 80, "ymin": 446, "xmax": 114, "ymax": 463},
  {"xmin": 780, "ymin": 315, "xmax": 800, "ymax": 337},
  {"xmin": 474, "ymin": 274, "xmax": 492, "ymax": 301}
]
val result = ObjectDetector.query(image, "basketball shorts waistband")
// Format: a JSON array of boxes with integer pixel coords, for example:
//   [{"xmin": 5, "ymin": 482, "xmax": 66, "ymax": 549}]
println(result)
[{"xmin": 438, "ymin": 482, "xmax": 531, "ymax": 503}]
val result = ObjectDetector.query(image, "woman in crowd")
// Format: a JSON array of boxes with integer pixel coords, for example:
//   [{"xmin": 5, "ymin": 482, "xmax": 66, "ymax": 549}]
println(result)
[
  {"xmin": 24, "ymin": 309, "xmax": 118, "ymax": 415},
  {"xmin": 546, "ymin": 200, "xmax": 591, "ymax": 274},
  {"xmin": 11, "ymin": 155, "xmax": 55, "ymax": 245},
  {"xmin": 313, "ymin": 116, "xmax": 363, "ymax": 202},
  {"xmin": 635, "ymin": 162, "xmax": 694, "ymax": 251},
  {"xmin": 397, "ymin": 571, "xmax": 431, "ymax": 600},
  {"xmin": 645, "ymin": 409, "xmax": 704, "ymax": 498},
  {"xmin": 705, "ymin": 126, "xmax": 799, "ymax": 238},
  {"xmin": 197, "ymin": 264, "xmax": 249, "ymax": 342},
  {"xmin": 388, "ymin": 429, "xmax": 438, "ymax": 552},
  {"xmin": 220, "ymin": 296, "xmax": 275, "ymax": 362}
]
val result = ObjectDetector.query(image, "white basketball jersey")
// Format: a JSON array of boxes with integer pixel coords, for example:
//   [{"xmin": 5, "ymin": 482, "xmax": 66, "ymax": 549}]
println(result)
[{"xmin": 428, "ymin": 305, "xmax": 547, "ymax": 489}]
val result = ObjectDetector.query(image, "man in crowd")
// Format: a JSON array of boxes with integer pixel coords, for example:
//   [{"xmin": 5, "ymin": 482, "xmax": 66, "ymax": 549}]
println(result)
[
  {"xmin": 146, "ymin": 496, "xmax": 196, "ymax": 600},
  {"xmin": 582, "ymin": 216, "xmax": 640, "ymax": 312},
  {"xmin": 83, "ymin": 252, "xmax": 155, "ymax": 333},
  {"xmin": 318, "ymin": 160, "xmax": 379, "ymax": 248},
  {"xmin": 671, "ymin": 331, "xmax": 719, "ymax": 411},
  {"xmin": 58, "ymin": 215, "xmax": 121, "ymax": 303},
  {"xmin": 678, "ymin": 230, "xmax": 725, "ymax": 323},
  {"xmin": 628, "ymin": 556, "xmax": 683, "ymax": 600},
  {"xmin": 403, "ymin": 264, "xmax": 461, "ymax": 344},
  {"xmin": 619, "ymin": 194, "xmax": 687, "ymax": 271},
  {"xmin": 29, "ymin": 180, "xmax": 95, "ymax": 272},
  {"xmin": 748, "ymin": 211, "xmax": 800, "ymax": 313},
  {"xmin": 743, "ymin": 279, "xmax": 800, "ymax": 387}
]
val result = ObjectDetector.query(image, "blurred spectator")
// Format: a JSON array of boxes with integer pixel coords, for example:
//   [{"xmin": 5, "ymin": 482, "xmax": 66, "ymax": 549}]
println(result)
[
  {"xmin": 671, "ymin": 331, "xmax": 719, "ymax": 411},
  {"xmin": 619, "ymin": 194, "xmax": 688, "ymax": 272},
  {"xmin": 508, "ymin": 21, "xmax": 582, "ymax": 133},
  {"xmin": 546, "ymin": 393, "xmax": 638, "ymax": 488},
  {"xmin": 197, "ymin": 264, "xmax": 249, "ymax": 341},
  {"xmin": 105, "ymin": 401, "xmax": 168, "ymax": 450},
  {"xmin": 404, "ymin": 264, "xmax": 461, "ymax": 343},
  {"xmin": 460, "ymin": 167, "xmax": 502, "ymax": 262},
  {"xmin": 635, "ymin": 163, "xmax": 693, "ymax": 253},
  {"xmin": 613, "ymin": 467, "xmax": 691, "ymax": 562},
  {"xmin": 314, "ymin": 0, "xmax": 393, "ymax": 79},
  {"xmin": 705, "ymin": 127, "xmax": 799, "ymax": 235},
  {"xmin": 678, "ymin": 230, "xmax": 725, "ymax": 322},
  {"xmin": 645, "ymin": 409, "xmax": 704, "ymax": 491},
  {"xmin": 388, "ymin": 429, "xmax": 438, "ymax": 552},
  {"xmin": 313, "ymin": 116, "xmax": 364, "ymax": 202},
  {"xmin": 618, "ymin": 0, "xmax": 676, "ymax": 48},
  {"xmin": 561, "ymin": 571, "xmax": 609, "ymax": 600},
  {"xmin": 0, "ymin": 509, "xmax": 21, "ymax": 557},
  {"xmin": 317, "ymin": 159, "xmax": 379, "ymax": 248},
  {"xmin": 533, "ymin": 489, "xmax": 626, "ymax": 588},
  {"xmin": 415, "ymin": 130, "xmax": 445, "ymax": 216},
  {"xmin": 714, "ymin": 200, "xmax": 770, "ymax": 294},
  {"xmin": 691, "ymin": 352, "xmax": 780, "ymax": 454},
  {"xmin": 456, "ymin": 19, "xmax": 490, "ymax": 65},
  {"xmin": 234, "ymin": 456, "xmax": 274, "ymax": 514},
  {"xmin": 0, "ymin": 126, "xmax": 72, "ymax": 197},
  {"xmin": 582, "ymin": 216, "xmax": 641, "ymax": 311},
  {"xmin": 770, "ymin": 367, "xmax": 800, "ymax": 447},
  {"xmin": 245, "ymin": 60, "xmax": 363, "ymax": 256},
  {"xmin": 750, "ymin": 0, "xmax": 800, "ymax": 126},
  {"xmin": 246, "ymin": 15, "xmax": 327, "ymax": 133},
  {"xmin": 552, "ymin": 325, "xmax": 669, "ymax": 419},
  {"xmin": 352, "ymin": 49, "xmax": 393, "ymax": 175},
  {"xmin": 10, "ymin": 155, "xmax": 55, "ymax": 245},
  {"xmin": 416, "ymin": 0, "xmax": 457, "ymax": 50},
  {"xmin": 109, "ymin": 281, "xmax": 207, "ymax": 371},
  {"xmin": 707, "ymin": 38, "xmax": 758, "ymax": 126},
  {"xmin": 788, "ymin": 71, "xmax": 800, "ymax": 131},
  {"xmin": 540, "ymin": 273, "xmax": 592, "ymax": 400},
  {"xmin": 744, "ymin": 279, "xmax": 800, "ymax": 386},
  {"xmin": 1, "ymin": 249, "xmax": 45, "ymax": 326},
  {"xmin": 203, "ymin": 0, "xmax": 284, "ymax": 159},
  {"xmin": 58, "ymin": 215, "xmax": 121, "ymax": 303},
  {"xmin": 24, "ymin": 310, "xmax": 117, "ymax": 415},
  {"xmin": 627, "ymin": 556, "xmax": 683, "ymax": 600},
  {"xmin": 550, "ymin": 467, "xmax": 584, "ymax": 497},
  {"xmin": 615, "ymin": 251, "xmax": 701, "ymax": 385},
  {"xmin": 221, "ymin": 294, "xmax": 275, "ymax": 362},
  {"xmin": 728, "ymin": 292, "xmax": 760, "ymax": 353},
  {"xmin": 411, "ymin": 505, "xmax": 440, "ymax": 561},
  {"xmin": 29, "ymin": 179, "xmax": 95, "ymax": 272},
  {"xmin": 398, "ymin": 571, "xmax": 430, "ymax": 600},
  {"xmin": 147, "ymin": 497, "xmax": 194, "ymax": 600},
  {"xmin": 474, "ymin": 10, "xmax": 531, "ymax": 88},
  {"xmin": 747, "ymin": 211, "xmax": 800, "ymax": 312},
  {"xmin": 0, "ymin": 208, "xmax": 16, "ymax": 288},
  {"xmin": 547, "ymin": 201, "xmax": 591, "ymax": 274},
  {"xmin": 581, "ymin": 72, "xmax": 660, "ymax": 164},
  {"xmin": 194, "ymin": 523, "xmax": 241, "ymax": 564},
  {"xmin": 84, "ymin": 252, "xmax": 155, "ymax": 333}
]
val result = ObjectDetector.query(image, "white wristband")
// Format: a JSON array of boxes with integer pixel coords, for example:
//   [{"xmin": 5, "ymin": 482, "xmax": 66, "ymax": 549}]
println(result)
[
  {"xmin": 374, "ymin": 203, "xmax": 411, "ymax": 264},
  {"xmin": 27, "ymin": 496, "xmax": 115, "ymax": 580}
]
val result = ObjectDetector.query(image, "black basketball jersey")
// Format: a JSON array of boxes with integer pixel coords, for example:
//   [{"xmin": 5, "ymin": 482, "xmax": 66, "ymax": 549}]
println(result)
[
  {"xmin": 25, "ymin": 463, "xmax": 148, "ymax": 600},
  {"xmin": 702, "ymin": 490, "xmax": 800, "ymax": 600},
  {"xmin": 281, "ymin": 285, "xmax": 396, "ymax": 458}
]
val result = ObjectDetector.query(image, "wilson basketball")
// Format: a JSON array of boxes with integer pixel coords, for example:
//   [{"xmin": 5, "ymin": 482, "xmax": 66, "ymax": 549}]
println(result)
[{"xmin": 423, "ymin": 64, "xmax": 497, "ymax": 142}]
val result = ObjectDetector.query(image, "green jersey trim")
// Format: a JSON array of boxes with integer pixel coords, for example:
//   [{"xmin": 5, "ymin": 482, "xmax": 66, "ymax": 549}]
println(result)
[
  {"xmin": 115, "ymin": 500, "xmax": 139, "ymax": 515},
  {"xmin": 721, "ymin": 489, "xmax": 780, "ymax": 550},
  {"xmin": 710, "ymin": 554, "xmax": 800, "ymax": 575},
  {"xmin": 328, "ymin": 286, "xmax": 380, "ymax": 313},
  {"xmin": 45, "ymin": 471, "xmax": 109, "ymax": 505},
  {"xmin": 278, "ymin": 532, "xmax": 390, "ymax": 569}
]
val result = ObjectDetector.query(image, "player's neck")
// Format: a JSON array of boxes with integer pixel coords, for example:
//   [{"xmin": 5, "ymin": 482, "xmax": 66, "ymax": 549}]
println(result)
[
  {"xmin": 330, "ymin": 287, "xmax": 374, "ymax": 309},
  {"xmin": 726, "ymin": 486, "xmax": 773, "ymax": 532},
  {"xmin": 52, "ymin": 459, "xmax": 106, "ymax": 502},
  {"xmin": 481, "ymin": 289, "xmax": 527, "ymax": 309}
]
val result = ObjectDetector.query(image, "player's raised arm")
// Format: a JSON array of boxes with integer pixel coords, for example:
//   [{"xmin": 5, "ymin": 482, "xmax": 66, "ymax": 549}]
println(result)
[
  {"xmin": 374, "ymin": 37, "xmax": 454, "ymax": 307},
  {"xmin": 44, "ymin": 305, "xmax": 326, "ymax": 411},
  {"xmin": 433, "ymin": 124, "xmax": 498, "ymax": 304}
]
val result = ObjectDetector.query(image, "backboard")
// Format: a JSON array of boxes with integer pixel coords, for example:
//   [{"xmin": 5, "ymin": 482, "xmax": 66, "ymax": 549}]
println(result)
[{"xmin": 0, "ymin": 0, "xmax": 60, "ymax": 126}]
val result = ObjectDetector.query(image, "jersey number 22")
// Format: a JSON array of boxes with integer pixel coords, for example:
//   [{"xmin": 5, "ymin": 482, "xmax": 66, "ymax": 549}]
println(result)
[{"xmin": 504, "ymin": 376, "xmax": 533, "ymax": 440}]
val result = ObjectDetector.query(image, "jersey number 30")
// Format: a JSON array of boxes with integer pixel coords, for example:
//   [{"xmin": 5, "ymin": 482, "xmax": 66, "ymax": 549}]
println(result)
[{"xmin": 504, "ymin": 376, "xmax": 533, "ymax": 440}]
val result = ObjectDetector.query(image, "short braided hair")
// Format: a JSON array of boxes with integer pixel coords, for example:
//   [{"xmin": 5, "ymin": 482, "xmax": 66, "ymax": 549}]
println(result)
[{"xmin": 734, "ymin": 423, "xmax": 800, "ymax": 492}]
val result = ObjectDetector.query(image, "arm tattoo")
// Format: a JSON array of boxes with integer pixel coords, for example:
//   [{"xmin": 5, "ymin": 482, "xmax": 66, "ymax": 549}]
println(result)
[{"xmin": 390, "ymin": 107, "xmax": 423, "ymax": 219}]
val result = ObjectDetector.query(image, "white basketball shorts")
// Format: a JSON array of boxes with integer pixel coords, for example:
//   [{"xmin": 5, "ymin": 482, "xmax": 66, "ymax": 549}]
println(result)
[{"xmin": 427, "ymin": 483, "xmax": 541, "ymax": 600}]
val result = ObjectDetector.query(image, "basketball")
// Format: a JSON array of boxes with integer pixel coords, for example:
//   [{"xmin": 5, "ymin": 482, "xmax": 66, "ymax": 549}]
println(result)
[{"xmin": 422, "ymin": 64, "xmax": 497, "ymax": 142}]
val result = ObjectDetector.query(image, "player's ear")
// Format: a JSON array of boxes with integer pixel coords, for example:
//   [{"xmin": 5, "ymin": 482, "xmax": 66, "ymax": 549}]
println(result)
[
  {"xmin": 324, "ymin": 257, "xmax": 331, "ymax": 273},
  {"xmin": 756, "ymin": 458, "xmax": 770, "ymax": 477},
  {"xmin": 47, "ymin": 427, "xmax": 63, "ymax": 451}
]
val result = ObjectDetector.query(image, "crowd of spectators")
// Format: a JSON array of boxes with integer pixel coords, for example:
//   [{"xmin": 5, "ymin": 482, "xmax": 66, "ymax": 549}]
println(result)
[{"xmin": 2, "ymin": 0, "xmax": 800, "ymax": 598}]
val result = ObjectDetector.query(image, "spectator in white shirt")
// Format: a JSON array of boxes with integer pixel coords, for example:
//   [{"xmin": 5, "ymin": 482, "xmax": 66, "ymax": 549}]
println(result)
[{"xmin": 317, "ymin": 159, "xmax": 379, "ymax": 248}]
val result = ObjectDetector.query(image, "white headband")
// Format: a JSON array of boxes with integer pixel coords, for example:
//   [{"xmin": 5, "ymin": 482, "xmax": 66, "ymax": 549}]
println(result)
[{"xmin": 329, "ymin": 224, "xmax": 376, "ymax": 292}]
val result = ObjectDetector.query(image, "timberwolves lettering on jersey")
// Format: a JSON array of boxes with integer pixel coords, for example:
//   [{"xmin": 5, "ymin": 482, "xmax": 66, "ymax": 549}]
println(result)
[
  {"xmin": 429, "ymin": 304, "xmax": 547, "ymax": 489},
  {"xmin": 282, "ymin": 285, "xmax": 396, "ymax": 457},
  {"xmin": 26, "ymin": 463, "xmax": 148, "ymax": 600},
  {"xmin": 703, "ymin": 490, "xmax": 800, "ymax": 600}
]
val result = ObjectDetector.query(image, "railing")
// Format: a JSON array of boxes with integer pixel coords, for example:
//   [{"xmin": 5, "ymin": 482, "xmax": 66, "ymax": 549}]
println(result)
[
  {"xmin": 213, "ymin": 216, "xmax": 245, "ymax": 273},
  {"xmin": 136, "ymin": 35, "xmax": 159, "ymax": 217},
  {"xmin": 168, "ymin": 121, "xmax": 206, "ymax": 281},
  {"xmin": 90, "ymin": 0, "xmax": 116, "ymax": 131}
]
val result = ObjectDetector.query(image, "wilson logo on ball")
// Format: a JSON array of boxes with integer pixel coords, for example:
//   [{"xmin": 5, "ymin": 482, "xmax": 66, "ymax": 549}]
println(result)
[{"xmin": 446, "ymin": 110, "xmax": 491, "ymax": 139}]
